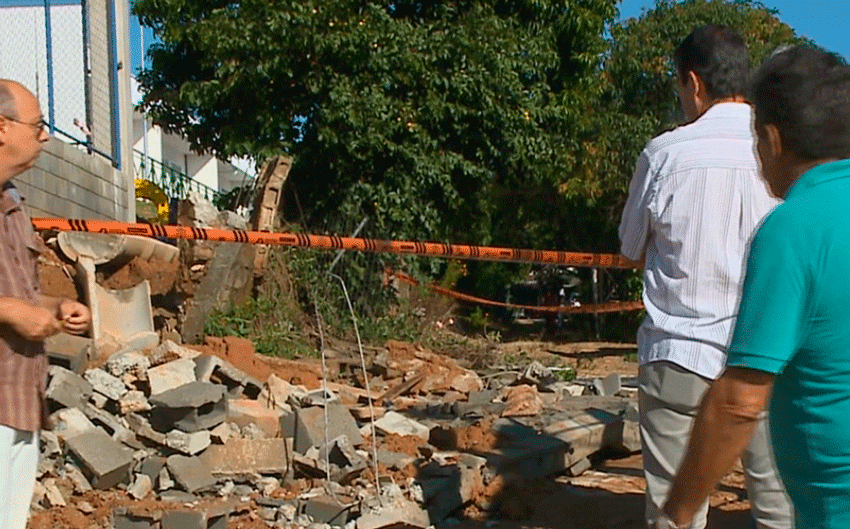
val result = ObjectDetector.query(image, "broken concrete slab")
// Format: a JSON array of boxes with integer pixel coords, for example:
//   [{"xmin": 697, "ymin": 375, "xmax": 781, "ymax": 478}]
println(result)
[
  {"xmin": 44, "ymin": 332, "xmax": 91, "ymax": 374},
  {"xmin": 46, "ymin": 366, "xmax": 93, "ymax": 411},
  {"xmin": 161, "ymin": 510, "xmax": 205, "ymax": 529},
  {"xmin": 84, "ymin": 367, "xmax": 128, "ymax": 401},
  {"xmin": 303, "ymin": 495, "xmax": 352, "ymax": 527},
  {"xmin": 50, "ymin": 407, "xmax": 96, "ymax": 442},
  {"xmin": 373, "ymin": 411, "xmax": 430, "ymax": 440},
  {"xmin": 166, "ymin": 455, "xmax": 217, "ymax": 493},
  {"xmin": 128, "ymin": 473, "xmax": 152, "ymax": 499},
  {"xmin": 118, "ymin": 390, "xmax": 151, "ymax": 415},
  {"xmin": 227, "ymin": 398, "xmax": 282, "ymax": 438},
  {"xmin": 149, "ymin": 382, "xmax": 227, "ymax": 433},
  {"xmin": 106, "ymin": 349, "xmax": 151, "ymax": 378},
  {"xmin": 295, "ymin": 403, "xmax": 363, "ymax": 454},
  {"xmin": 148, "ymin": 358, "xmax": 197, "ymax": 395},
  {"xmin": 200, "ymin": 438, "xmax": 290, "ymax": 476},
  {"xmin": 357, "ymin": 497, "xmax": 430, "ymax": 529},
  {"xmin": 164, "ymin": 430, "xmax": 211, "ymax": 456},
  {"xmin": 65, "ymin": 428, "xmax": 133, "ymax": 489}
]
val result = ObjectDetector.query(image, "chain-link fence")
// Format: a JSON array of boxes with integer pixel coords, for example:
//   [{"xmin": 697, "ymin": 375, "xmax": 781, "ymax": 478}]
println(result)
[{"xmin": 0, "ymin": 1, "xmax": 113, "ymax": 163}]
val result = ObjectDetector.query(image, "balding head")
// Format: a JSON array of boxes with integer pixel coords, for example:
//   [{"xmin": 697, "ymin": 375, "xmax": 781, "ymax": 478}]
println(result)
[
  {"xmin": 0, "ymin": 80, "xmax": 34, "ymax": 121},
  {"xmin": 0, "ymin": 80, "xmax": 48, "ymax": 183}
]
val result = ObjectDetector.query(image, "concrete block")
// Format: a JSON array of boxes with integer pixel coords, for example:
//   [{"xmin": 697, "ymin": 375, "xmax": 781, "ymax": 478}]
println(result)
[
  {"xmin": 149, "ymin": 382, "xmax": 227, "ymax": 433},
  {"xmin": 162, "ymin": 510, "xmax": 205, "ymax": 529},
  {"xmin": 50, "ymin": 408, "xmax": 95, "ymax": 442},
  {"xmin": 66, "ymin": 428, "xmax": 133, "ymax": 489},
  {"xmin": 200, "ymin": 438, "xmax": 290, "ymax": 476},
  {"xmin": 593, "ymin": 373, "xmax": 622, "ymax": 397},
  {"xmin": 193, "ymin": 354, "xmax": 223, "ymax": 382},
  {"xmin": 542, "ymin": 408, "xmax": 624, "ymax": 464},
  {"xmin": 166, "ymin": 455, "xmax": 217, "ymax": 493},
  {"xmin": 227, "ymin": 398, "xmax": 282, "ymax": 438},
  {"xmin": 84, "ymin": 367, "xmax": 128, "ymax": 401},
  {"xmin": 295, "ymin": 404, "xmax": 363, "ymax": 454},
  {"xmin": 148, "ymin": 358, "xmax": 197, "ymax": 395},
  {"xmin": 46, "ymin": 366, "xmax": 93, "ymax": 411},
  {"xmin": 303, "ymin": 495, "xmax": 351, "ymax": 527},
  {"xmin": 280, "ymin": 408, "xmax": 296, "ymax": 439},
  {"xmin": 374, "ymin": 411, "xmax": 430, "ymax": 440},
  {"xmin": 44, "ymin": 332, "xmax": 91, "ymax": 374}
]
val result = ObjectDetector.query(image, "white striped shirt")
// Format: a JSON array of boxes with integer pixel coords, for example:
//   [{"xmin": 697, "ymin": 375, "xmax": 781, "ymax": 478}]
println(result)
[{"xmin": 619, "ymin": 103, "xmax": 779, "ymax": 380}]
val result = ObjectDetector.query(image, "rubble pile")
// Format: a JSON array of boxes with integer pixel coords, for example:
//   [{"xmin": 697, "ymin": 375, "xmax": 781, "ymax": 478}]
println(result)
[{"xmin": 34, "ymin": 334, "xmax": 640, "ymax": 529}]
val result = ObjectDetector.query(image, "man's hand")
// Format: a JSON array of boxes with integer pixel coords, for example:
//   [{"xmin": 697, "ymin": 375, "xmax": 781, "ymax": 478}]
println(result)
[
  {"xmin": 0, "ymin": 297, "xmax": 62, "ymax": 340},
  {"xmin": 57, "ymin": 299, "xmax": 91, "ymax": 335}
]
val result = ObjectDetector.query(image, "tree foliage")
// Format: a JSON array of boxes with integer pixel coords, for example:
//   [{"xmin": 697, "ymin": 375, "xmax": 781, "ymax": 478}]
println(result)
[{"xmin": 134, "ymin": 0, "xmax": 618, "ymax": 245}]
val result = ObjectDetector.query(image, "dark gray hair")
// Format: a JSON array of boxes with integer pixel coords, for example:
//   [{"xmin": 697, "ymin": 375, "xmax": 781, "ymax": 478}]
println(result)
[{"xmin": 750, "ymin": 45, "xmax": 850, "ymax": 160}]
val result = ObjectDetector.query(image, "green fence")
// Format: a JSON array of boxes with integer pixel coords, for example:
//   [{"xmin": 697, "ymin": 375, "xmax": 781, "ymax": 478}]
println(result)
[{"xmin": 133, "ymin": 150, "xmax": 221, "ymax": 203}]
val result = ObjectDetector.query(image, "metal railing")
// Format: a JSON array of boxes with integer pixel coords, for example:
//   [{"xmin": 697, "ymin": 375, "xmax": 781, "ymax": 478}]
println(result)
[{"xmin": 133, "ymin": 150, "xmax": 220, "ymax": 203}]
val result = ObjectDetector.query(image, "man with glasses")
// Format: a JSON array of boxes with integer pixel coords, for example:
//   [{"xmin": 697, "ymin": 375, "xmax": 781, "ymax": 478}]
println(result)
[{"xmin": 0, "ymin": 79, "xmax": 90, "ymax": 529}]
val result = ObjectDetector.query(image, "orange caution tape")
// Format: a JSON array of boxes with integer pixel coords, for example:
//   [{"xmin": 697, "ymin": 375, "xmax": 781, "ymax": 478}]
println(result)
[
  {"xmin": 31, "ymin": 218, "xmax": 642, "ymax": 269},
  {"xmin": 391, "ymin": 271, "xmax": 644, "ymax": 314}
]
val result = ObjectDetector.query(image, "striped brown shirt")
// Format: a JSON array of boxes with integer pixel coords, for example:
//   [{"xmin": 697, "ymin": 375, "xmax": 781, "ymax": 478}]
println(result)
[{"xmin": 0, "ymin": 182, "xmax": 47, "ymax": 432}]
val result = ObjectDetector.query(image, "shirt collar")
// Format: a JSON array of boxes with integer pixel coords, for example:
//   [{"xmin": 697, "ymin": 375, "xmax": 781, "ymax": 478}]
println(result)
[
  {"xmin": 1, "ymin": 182, "xmax": 23, "ymax": 214},
  {"xmin": 786, "ymin": 159, "xmax": 850, "ymax": 200},
  {"xmin": 699, "ymin": 101, "xmax": 752, "ymax": 121}
]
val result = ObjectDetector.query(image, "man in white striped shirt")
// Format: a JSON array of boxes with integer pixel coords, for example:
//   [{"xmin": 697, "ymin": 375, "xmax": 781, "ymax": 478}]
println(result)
[{"xmin": 619, "ymin": 26, "xmax": 792, "ymax": 529}]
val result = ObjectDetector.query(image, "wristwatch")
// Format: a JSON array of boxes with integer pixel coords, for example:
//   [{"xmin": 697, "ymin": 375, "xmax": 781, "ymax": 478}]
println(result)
[{"xmin": 655, "ymin": 512, "xmax": 693, "ymax": 529}]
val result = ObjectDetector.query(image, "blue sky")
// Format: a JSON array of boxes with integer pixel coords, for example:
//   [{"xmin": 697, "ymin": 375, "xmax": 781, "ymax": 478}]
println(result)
[
  {"xmin": 131, "ymin": 1, "xmax": 850, "ymax": 73},
  {"xmin": 618, "ymin": 0, "xmax": 850, "ymax": 60}
]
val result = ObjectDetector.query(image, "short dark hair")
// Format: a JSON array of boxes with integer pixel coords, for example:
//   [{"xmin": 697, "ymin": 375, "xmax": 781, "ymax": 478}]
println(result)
[
  {"xmin": 674, "ymin": 25, "xmax": 749, "ymax": 100},
  {"xmin": 750, "ymin": 45, "xmax": 850, "ymax": 161}
]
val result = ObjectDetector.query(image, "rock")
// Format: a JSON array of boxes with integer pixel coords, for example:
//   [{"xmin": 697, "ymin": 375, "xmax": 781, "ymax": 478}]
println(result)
[
  {"xmin": 592, "ymin": 373, "xmax": 622, "ymax": 397},
  {"xmin": 500, "ymin": 385, "xmax": 543, "ymax": 417}
]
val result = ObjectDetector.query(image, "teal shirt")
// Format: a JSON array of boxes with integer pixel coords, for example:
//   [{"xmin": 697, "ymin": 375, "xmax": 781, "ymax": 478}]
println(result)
[{"xmin": 727, "ymin": 159, "xmax": 850, "ymax": 528}]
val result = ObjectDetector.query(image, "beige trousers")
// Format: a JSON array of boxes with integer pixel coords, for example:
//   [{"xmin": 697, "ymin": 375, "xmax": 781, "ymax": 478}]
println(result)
[{"xmin": 639, "ymin": 361, "xmax": 793, "ymax": 529}]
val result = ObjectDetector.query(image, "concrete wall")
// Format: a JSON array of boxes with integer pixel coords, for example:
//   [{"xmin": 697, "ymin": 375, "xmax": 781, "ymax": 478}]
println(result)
[{"xmin": 15, "ymin": 140, "xmax": 132, "ymax": 221}]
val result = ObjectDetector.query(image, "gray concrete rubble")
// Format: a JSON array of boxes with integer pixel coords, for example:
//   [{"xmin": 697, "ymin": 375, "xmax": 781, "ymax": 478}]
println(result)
[{"xmin": 37, "ymin": 326, "xmax": 639, "ymax": 529}]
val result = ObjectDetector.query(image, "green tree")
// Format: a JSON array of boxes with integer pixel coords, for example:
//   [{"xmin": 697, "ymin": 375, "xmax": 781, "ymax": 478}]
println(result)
[
  {"xmin": 134, "ymin": 0, "xmax": 618, "ymax": 246},
  {"xmin": 567, "ymin": 0, "xmax": 803, "ymax": 204}
]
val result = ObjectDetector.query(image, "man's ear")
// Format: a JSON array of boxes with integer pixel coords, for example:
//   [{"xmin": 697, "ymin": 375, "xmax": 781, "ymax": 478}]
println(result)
[{"xmin": 763, "ymin": 123, "xmax": 783, "ymax": 160}]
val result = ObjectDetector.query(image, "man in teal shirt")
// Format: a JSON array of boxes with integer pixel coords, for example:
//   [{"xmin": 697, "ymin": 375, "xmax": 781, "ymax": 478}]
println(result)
[{"xmin": 656, "ymin": 46, "xmax": 850, "ymax": 529}]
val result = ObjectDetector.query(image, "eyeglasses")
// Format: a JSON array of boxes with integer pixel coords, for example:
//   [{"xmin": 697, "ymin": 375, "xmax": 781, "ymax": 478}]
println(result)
[{"xmin": 1, "ymin": 115, "xmax": 48, "ymax": 133}]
